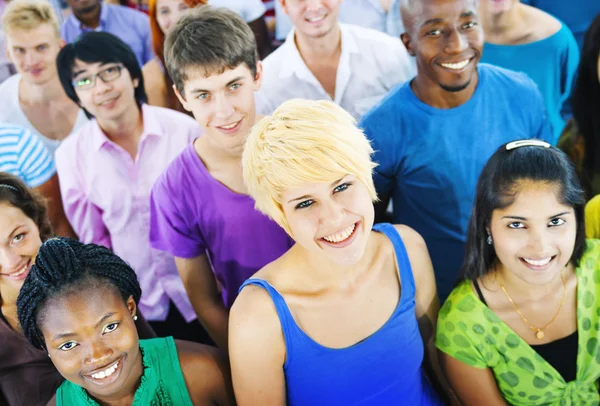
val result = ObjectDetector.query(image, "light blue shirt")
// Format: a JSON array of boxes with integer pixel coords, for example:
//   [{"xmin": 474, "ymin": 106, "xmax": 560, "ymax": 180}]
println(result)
[
  {"xmin": 522, "ymin": 0, "xmax": 600, "ymax": 49},
  {"xmin": 61, "ymin": 4, "xmax": 153, "ymax": 66},
  {"xmin": 360, "ymin": 64, "xmax": 553, "ymax": 299},
  {"xmin": 0, "ymin": 125, "xmax": 56, "ymax": 188},
  {"xmin": 481, "ymin": 23, "xmax": 580, "ymax": 143}
]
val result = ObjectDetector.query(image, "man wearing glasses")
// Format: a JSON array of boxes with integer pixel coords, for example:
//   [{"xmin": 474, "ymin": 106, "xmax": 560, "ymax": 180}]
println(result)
[{"xmin": 53, "ymin": 31, "xmax": 206, "ymax": 343}]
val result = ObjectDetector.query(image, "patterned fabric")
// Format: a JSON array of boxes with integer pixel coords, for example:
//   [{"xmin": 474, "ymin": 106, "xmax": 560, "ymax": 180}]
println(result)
[
  {"xmin": 585, "ymin": 195, "xmax": 600, "ymax": 239},
  {"xmin": 56, "ymin": 337, "xmax": 193, "ymax": 405},
  {"xmin": 436, "ymin": 240, "xmax": 600, "ymax": 405}
]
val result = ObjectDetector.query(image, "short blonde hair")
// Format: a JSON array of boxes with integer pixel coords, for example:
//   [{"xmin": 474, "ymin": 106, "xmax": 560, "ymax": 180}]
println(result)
[
  {"xmin": 242, "ymin": 99, "xmax": 378, "ymax": 234},
  {"xmin": 2, "ymin": 0, "xmax": 60, "ymax": 37}
]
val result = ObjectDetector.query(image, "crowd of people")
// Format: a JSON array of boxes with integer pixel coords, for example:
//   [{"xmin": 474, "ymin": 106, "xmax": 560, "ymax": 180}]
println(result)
[{"xmin": 0, "ymin": 0, "xmax": 600, "ymax": 405}]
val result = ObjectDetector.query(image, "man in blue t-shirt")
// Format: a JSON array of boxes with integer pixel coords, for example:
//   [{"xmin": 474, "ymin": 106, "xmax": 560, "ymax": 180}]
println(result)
[{"xmin": 360, "ymin": 0, "xmax": 553, "ymax": 300}]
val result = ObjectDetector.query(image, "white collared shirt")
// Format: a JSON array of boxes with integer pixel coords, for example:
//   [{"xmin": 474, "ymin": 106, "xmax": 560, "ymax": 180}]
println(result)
[{"xmin": 256, "ymin": 23, "xmax": 415, "ymax": 120}]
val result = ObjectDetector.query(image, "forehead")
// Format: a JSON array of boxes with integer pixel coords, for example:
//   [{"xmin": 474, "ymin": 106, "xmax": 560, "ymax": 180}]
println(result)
[
  {"xmin": 412, "ymin": 0, "xmax": 478, "ymax": 26},
  {"xmin": 182, "ymin": 63, "xmax": 254, "ymax": 92},
  {"xmin": 157, "ymin": 0, "xmax": 186, "ymax": 7},
  {"xmin": 495, "ymin": 181, "xmax": 569, "ymax": 215},
  {"xmin": 6, "ymin": 23, "xmax": 59, "ymax": 45},
  {"xmin": 72, "ymin": 59, "xmax": 119, "ymax": 75},
  {"xmin": 0, "ymin": 202, "xmax": 35, "ymax": 234},
  {"xmin": 40, "ymin": 285, "xmax": 125, "ymax": 335}
]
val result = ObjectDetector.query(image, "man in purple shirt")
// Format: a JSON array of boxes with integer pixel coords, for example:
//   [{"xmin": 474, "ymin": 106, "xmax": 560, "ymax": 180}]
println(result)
[
  {"xmin": 149, "ymin": 6, "xmax": 294, "ymax": 351},
  {"xmin": 61, "ymin": 0, "xmax": 153, "ymax": 66},
  {"xmin": 54, "ymin": 32, "xmax": 206, "ymax": 342}
]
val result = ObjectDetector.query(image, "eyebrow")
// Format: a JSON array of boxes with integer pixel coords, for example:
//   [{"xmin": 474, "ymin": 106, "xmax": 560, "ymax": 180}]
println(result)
[
  {"xmin": 501, "ymin": 211, "xmax": 571, "ymax": 221},
  {"xmin": 189, "ymin": 75, "xmax": 245, "ymax": 95},
  {"xmin": 287, "ymin": 177, "xmax": 347, "ymax": 204},
  {"xmin": 420, "ymin": 11, "xmax": 475, "ymax": 28},
  {"xmin": 72, "ymin": 63, "xmax": 115, "ymax": 79},
  {"xmin": 51, "ymin": 312, "xmax": 117, "ymax": 341}
]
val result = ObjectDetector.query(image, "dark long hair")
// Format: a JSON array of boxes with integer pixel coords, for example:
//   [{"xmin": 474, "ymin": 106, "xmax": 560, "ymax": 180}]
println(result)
[
  {"xmin": 461, "ymin": 141, "xmax": 586, "ymax": 281},
  {"xmin": 0, "ymin": 172, "xmax": 52, "ymax": 241},
  {"xmin": 56, "ymin": 32, "xmax": 148, "ymax": 119},
  {"xmin": 571, "ymin": 13, "xmax": 600, "ymax": 195}
]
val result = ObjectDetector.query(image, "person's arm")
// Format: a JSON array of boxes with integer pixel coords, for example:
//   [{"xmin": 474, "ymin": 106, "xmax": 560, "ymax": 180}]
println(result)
[
  {"xmin": 142, "ymin": 59, "xmax": 169, "ymax": 108},
  {"xmin": 559, "ymin": 27, "xmax": 580, "ymax": 120},
  {"xmin": 176, "ymin": 340, "xmax": 236, "ymax": 405},
  {"xmin": 55, "ymin": 143, "xmax": 112, "ymax": 247},
  {"xmin": 440, "ymin": 352, "xmax": 507, "ymax": 406},
  {"xmin": 229, "ymin": 285, "xmax": 287, "ymax": 405},
  {"xmin": 397, "ymin": 225, "xmax": 458, "ymax": 405},
  {"xmin": 33, "ymin": 174, "xmax": 77, "ymax": 238},
  {"xmin": 175, "ymin": 255, "xmax": 230, "ymax": 351}
]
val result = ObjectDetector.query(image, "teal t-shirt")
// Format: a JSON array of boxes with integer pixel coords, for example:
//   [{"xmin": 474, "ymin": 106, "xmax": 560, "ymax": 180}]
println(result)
[
  {"xmin": 56, "ymin": 336, "xmax": 193, "ymax": 406},
  {"xmin": 481, "ymin": 23, "xmax": 580, "ymax": 143}
]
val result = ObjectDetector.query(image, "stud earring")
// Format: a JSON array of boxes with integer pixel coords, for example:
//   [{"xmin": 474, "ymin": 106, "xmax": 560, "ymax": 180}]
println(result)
[
  {"xmin": 487, "ymin": 234, "xmax": 493, "ymax": 245},
  {"xmin": 133, "ymin": 315, "xmax": 138, "ymax": 321}
]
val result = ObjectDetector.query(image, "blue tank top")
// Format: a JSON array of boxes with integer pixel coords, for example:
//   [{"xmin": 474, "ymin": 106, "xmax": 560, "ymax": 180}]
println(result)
[{"xmin": 239, "ymin": 223, "xmax": 443, "ymax": 405}]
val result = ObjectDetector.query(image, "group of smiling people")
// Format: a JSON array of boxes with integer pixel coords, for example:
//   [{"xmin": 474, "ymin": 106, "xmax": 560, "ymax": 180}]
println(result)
[{"xmin": 1, "ymin": 0, "xmax": 600, "ymax": 405}]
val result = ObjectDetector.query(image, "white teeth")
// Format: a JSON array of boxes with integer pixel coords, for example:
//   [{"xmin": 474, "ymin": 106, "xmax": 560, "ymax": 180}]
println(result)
[
  {"xmin": 307, "ymin": 15, "xmax": 326, "ymax": 22},
  {"xmin": 220, "ymin": 122, "xmax": 239, "ymax": 130},
  {"xmin": 91, "ymin": 360, "xmax": 119, "ymax": 380},
  {"xmin": 99, "ymin": 98, "xmax": 117, "ymax": 106},
  {"xmin": 9, "ymin": 264, "xmax": 28, "ymax": 277},
  {"xmin": 323, "ymin": 223, "xmax": 356, "ymax": 243},
  {"xmin": 441, "ymin": 59, "xmax": 470, "ymax": 70},
  {"xmin": 523, "ymin": 257, "xmax": 552, "ymax": 266}
]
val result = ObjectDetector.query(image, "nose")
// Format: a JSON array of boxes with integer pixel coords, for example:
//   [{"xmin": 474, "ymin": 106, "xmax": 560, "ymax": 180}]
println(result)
[
  {"xmin": 23, "ymin": 51, "xmax": 39, "ymax": 66},
  {"xmin": 0, "ymin": 247, "xmax": 23, "ymax": 272},
  {"xmin": 214, "ymin": 94, "xmax": 235, "ymax": 119},
  {"xmin": 445, "ymin": 29, "xmax": 468, "ymax": 54},
  {"xmin": 306, "ymin": 0, "xmax": 323, "ymax": 11},
  {"xmin": 527, "ymin": 227, "xmax": 550, "ymax": 254},
  {"xmin": 319, "ymin": 198, "xmax": 345, "ymax": 227},
  {"xmin": 84, "ymin": 340, "xmax": 114, "ymax": 366},
  {"xmin": 93, "ymin": 76, "xmax": 112, "ymax": 94}
]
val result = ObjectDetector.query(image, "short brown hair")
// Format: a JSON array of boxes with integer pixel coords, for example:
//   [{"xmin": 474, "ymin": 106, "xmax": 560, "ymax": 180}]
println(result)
[
  {"xmin": 0, "ymin": 172, "xmax": 53, "ymax": 241},
  {"xmin": 2, "ymin": 0, "xmax": 60, "ymax": 37},
  {"xmin": 164, "ymin": 6, "xmax": 258, "ymax": 97}
]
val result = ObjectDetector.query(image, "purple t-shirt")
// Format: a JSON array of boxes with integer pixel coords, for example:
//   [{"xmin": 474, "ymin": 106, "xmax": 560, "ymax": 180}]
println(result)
[{"xmin": 149, "ymin": 143, "xmax": 294, "ymax": 309}]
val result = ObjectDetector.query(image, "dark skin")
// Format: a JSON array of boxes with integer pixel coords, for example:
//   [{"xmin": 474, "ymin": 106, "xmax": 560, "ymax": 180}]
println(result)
[
  {"xmin": 34, "ymin": 174, "xmax": 77, "ymax": 239},
  {"xmin": 248, "ymin": 17, "xmax": 273, "ymax": 59},
  {"xmin": 66, "ymin": 0, "xmax": 103, "ymax": 29},
  {"xmin": 41, "ymin": 286, "xmax": 235, "ymax": 406},
  {"xmin": 375, "ymin": 0, "xmax": 484, "ymax": 222}
]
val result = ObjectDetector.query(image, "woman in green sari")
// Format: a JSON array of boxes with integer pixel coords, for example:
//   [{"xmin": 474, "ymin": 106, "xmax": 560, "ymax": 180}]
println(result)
[{"xmin": 436, "ymin": 140, "xmax": 599, "ymax": 405}]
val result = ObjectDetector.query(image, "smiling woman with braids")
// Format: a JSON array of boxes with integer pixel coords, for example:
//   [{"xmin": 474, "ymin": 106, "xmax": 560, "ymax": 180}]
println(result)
[
  {"xmin": 0, "ymin": 172, "xmax": 157, "ymax": 406},
  {"xmin": 17, "ymin": 237, "xmax": 235, "ymax": 406}
]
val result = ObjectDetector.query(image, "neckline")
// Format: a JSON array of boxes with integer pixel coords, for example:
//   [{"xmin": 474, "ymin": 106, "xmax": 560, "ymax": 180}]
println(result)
[
  {"xmin": 277, "ymin": 227, "xmax": 407, "ymax": 352},
  {"xmin": 485, "ymin": 24, "xmax": 564, "ymax": 48},
  {"xmin": 463, "ymin": 267, "xmax": 582, "ymax": 384}
]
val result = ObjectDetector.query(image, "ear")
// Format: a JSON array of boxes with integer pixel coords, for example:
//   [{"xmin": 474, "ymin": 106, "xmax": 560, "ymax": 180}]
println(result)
[
  {"xmin": 5, "ymin": 43, "xmax": 13, "ymax": 64},
  {"xmin": 253, "ymin": 60, "xmax": 263, "ymax": 91},
  {"xmin": 279, "ymin": 0, "xmax": 289, "ymax": 15},
  {"xmin": 173, "ymin": 84, "xmax": 193, "ymax": 112},
  {"xmin": 133, "ymin": 78, "xmax": 140, "ymax": 89},
  {"xmin": 126, "ymin": 295, "xmax": 137, "ymax": 318},
  {"xmin": 400, "ymin": 33, "xmax": 416, "ymax": 57},
  {"xmin": 59, "ymin": 38, "xmax": 66, "ymax": 49}
]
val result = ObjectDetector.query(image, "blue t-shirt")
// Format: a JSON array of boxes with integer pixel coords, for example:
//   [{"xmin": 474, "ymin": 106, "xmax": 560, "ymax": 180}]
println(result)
[
  {"xmin": 360, "ymin": 64, "xmax": 553, "ymax": 299},
  {"xmin": 481, "ymin": 23, "xmax": 580, "ymax": 143},
  {"xmin": 521, "ymin": 0, "xmax": 600, "ymax": 50}
]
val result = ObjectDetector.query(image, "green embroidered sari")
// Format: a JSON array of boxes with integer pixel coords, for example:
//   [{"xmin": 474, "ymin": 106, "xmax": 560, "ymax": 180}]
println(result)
[{"xmin": 436, "ymin": 240, "xmax": 600, "ymax": 405}]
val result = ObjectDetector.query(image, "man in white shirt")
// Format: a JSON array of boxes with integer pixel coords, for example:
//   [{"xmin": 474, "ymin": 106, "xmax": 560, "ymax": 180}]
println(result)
[
  {"xmin": 257, "ymin": 0, "xmax": 415, "ymax": 120},
  {"xmin": 0, "ymin": 0, "xmax": 88, "ymax": 156}
]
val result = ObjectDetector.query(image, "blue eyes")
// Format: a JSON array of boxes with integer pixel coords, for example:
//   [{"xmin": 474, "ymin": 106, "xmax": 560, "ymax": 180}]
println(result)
[{"xmin": 294, "ymin": 182, "xmax": 352, "ymax": 210}]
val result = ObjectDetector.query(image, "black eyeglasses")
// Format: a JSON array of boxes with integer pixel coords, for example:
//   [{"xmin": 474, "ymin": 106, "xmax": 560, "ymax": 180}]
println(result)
[{"xmin": 72, "ymin": 65, "xmax": 124, "ymax": 90}]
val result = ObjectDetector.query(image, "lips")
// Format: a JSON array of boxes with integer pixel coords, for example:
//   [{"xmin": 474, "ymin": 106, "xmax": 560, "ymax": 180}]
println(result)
[
  {"xmin": 306, "ymin": 14, "xmax": 327, "ymax": 23},
  {"xmin": 215, "ymin": 119, "xmax": 243, "ymax": 134},
  {"xmin": 520, "ymin": 255, "xmax": 556, "ymax": 270},
  {"xmin": 439, "ymin": 58, "xmax": 473, "ymax": 71},
  {"xmin": 82, "ymin": 356, "xmax": 124, "ymax": 386},
  {"xmin": 0, "ymin": 260, "xmax": 31, "ymax": 281}
]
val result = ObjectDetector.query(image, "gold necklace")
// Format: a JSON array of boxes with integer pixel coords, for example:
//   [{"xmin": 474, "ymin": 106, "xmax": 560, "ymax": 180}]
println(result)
[{"xmin": 499, "ymin": 271, "xmax": 566, "ymax": 340}]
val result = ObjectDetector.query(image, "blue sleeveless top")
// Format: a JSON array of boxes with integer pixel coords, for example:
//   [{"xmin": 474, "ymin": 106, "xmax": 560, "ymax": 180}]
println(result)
[{"xmin": 239, "ymin": 223, "xmax": 442, "ymax": 405}]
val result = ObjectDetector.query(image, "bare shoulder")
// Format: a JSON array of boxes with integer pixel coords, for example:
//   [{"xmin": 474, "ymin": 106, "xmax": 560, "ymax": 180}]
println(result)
[
  {"xmin": 175, "ymin": 340, "xmax": 233, "ymax": 404},
  {"xmin": 523, "ymin": 4, "xmax": 562, "ymax": 38},
  {"xmin": 392, "ymin": 224, "xmax": 428, "ymax": 253},
  {"xmin": 230, "ymin": 271, "xmax": 282, "ymax": 333},
  {"xmin": 391, "ymin": 224, "xmax": 435, "ymax": 289}
]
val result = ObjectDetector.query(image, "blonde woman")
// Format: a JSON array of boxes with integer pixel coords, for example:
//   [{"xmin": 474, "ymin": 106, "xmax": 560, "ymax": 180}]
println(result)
[{"xmin": 229, "ymin": 99, "xmax": 449, "ymax": 405}]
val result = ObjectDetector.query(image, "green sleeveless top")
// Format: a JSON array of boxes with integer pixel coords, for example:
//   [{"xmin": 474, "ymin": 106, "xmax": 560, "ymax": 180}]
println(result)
[
  {"xmin": 56, "ymin": 337, "xmax": 193, "ymax": 406},
  {"xmin": 436, "ymin": 240, "xmax": 600, "ymax": 406}
]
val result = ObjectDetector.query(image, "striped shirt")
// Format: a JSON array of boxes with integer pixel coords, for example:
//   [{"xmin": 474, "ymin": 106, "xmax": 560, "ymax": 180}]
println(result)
[{"xmin": 0, "ymin": 125, "xmax": 56, "ymax": 188}]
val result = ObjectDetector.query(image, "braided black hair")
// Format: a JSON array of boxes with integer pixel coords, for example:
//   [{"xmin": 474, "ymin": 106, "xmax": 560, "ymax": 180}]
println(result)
[{"xmin": 17, "ymin": 237, "xmax": 142, "ymax": 350}]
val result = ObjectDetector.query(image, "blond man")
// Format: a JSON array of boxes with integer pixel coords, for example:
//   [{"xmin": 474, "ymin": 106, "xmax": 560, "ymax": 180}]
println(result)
[
  {"xmin": 230, "ymin": 99, "xmax": 451, "ymax": 405},
  {"xmin": 0, "ymin": 0, "xmax": 79, "ymax": 237}
]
